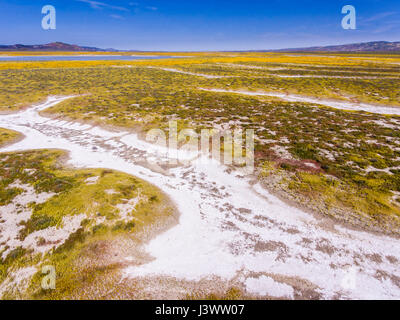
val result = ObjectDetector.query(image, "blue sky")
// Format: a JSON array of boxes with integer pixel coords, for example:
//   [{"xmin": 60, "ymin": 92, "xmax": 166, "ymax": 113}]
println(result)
[{"xmin": 1, "ymin": 0, "xmax": 399, "ymax": 51}]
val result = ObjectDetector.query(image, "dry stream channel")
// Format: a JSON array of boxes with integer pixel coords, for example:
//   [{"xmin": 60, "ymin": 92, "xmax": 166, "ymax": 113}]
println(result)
[{"xmin": 0, "ymin": 96, "xmax": 399, "ymax": 299}]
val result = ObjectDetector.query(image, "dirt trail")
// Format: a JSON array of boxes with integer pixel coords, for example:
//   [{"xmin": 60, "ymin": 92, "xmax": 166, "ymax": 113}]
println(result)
[{"xmin": 0, "ymin": 96, "xmax": 399, "ymax": 299}]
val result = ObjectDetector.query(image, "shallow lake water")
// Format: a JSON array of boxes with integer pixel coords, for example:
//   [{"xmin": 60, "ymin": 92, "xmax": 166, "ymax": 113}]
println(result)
[{"xmin": 0, "ymin": 55, "xmax": 175, "ymax": 62}]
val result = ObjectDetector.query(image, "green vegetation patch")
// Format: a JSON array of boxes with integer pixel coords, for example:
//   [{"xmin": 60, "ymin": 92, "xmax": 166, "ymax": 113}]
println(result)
[
  {"xmin": 0, "ymin": 149, "xmax": 174, "ymax": 299},
  {"xmin": 1, "ymin": 54, "xmax": 400, "ymax": 234},
  {"xmin": 0, "ymin": 128, "xmax": 21, "ymax": 148}
]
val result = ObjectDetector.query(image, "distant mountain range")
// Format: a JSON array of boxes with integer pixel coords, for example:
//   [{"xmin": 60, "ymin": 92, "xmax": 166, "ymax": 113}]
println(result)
[
  {"xmin": 1, "ymin": 41, "xmax": 400, "ymax": 53},
  {"xmin": 0, "ymin": 42, "xmax": 110, "ymax": 52},
  {"xmin": 273, "ymin": 41, "xmax": 400, "ymax": 53}
]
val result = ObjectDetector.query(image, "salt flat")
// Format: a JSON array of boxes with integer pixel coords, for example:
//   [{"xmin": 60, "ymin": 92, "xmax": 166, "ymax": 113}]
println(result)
[{"xmin": 1, "ymin": 96, "xmax": 399, "ymax": 299}]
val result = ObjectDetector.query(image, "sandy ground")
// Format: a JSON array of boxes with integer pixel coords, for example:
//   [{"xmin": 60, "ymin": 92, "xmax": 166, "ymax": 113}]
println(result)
[
  {"xmin": 200, "ymin": 88, "xmax": 400, "ymax": 115},
  {"xmin": 0, "ymin": 96, "xmax": 400, "ymax": 299}
]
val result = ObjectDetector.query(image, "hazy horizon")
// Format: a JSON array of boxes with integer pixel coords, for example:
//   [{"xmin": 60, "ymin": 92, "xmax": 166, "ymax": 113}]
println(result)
[{"xmin": 2, "ymin": 40, "xmax": 400, "ymax": 53}]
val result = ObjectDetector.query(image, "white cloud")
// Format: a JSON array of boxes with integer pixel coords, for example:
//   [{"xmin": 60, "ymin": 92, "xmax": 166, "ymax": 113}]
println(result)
[
  {"xmin": 372, "ymin": 22, "xmax": 400, "ymax": 34},
  {"xmin": 76, "ymin": 0, "xmax": 129, "ymax": 12},
  {"xmin": 110, "ymin": 14, "xmax": 125, "ymax": 20},
  {"xmin": 364, "ymin": 11, "xmax": 398, "ymax": 23}
]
